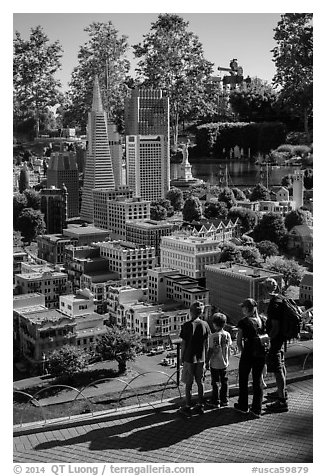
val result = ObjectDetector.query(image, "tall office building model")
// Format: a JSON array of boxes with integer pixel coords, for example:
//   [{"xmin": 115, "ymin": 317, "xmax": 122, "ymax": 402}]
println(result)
[
  {"xmin": 40, "ymin": 186, "xmax": 68, "ymax": 234},
  {"xmin": 107, "ymin": 122, "xmax": 123, "ymax": 188},
  {"xmin": 125, "ymin": 89, "xmax": 170, "ymax": 201},
  {"xmin": 47, "ymin": 151, "xmax": 79, "ymax": 218},
  {"xmin": 80, "ymin": 76, "xmax": 118, "ymax": 222},
  {"xmin": 126, "ymin": 135, "xmax": 168, "ymax": 201}
]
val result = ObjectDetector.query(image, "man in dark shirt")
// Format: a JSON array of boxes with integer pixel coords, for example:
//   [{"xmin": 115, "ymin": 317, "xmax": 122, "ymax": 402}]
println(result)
[
  {"xmin": 265, "ymin": 278, "xmax": 288, "ymax": 412},
  {"xmin": 179, "ymin": 301, "xmax": 211, "ymax": 416}
]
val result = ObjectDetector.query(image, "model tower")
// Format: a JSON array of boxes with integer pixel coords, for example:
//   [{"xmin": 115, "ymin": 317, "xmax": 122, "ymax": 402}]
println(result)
[
  {"xmin": 292, "ymin": 170, "xmax": 304, "ymax": 210},
  {"xmin": 47, "ymin": 151, "xmax": 79, "ymax": 218},
  {"xmin": 125, "ymin": 89, "xmax": 170, "ymax": 201},
  {"xmin": 80, "ymin": 76, "xmax": 116, "ymax": 222}
]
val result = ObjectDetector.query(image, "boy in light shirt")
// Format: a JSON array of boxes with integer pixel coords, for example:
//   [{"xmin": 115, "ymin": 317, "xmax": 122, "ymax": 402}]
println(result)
[{"xmin": 206, "ymin": 313, "xmax": 232, "ymax": 408}]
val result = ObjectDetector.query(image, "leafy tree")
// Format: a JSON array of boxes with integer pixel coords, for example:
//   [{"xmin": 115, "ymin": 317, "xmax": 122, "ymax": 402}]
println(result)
[
  {"xmin": 66, "ymin": 22, "xmax": 130, "ymax": 131},
  {"xmin": 157, "ymin": 198, "xmax": 174, "ymax": 217},
  {"xmin": 16, "ymin": 208, "xmax": 45, "ymax": 244},
  {"xmin": 150, "ymin": 203, "xmax": 167, "ymax": 221},
  {"xmin": 228, "ymin": 206, "xmax": 258, "ymax": 233},
  {"xmin": 250, "ymin": 183, "xmax": 270, "ymax": 201},
  {"xmin": 284, "ymin": 209, "xmax": 313, "ymax": 231},
  {"xmin": 219, "ymin": 242, "xmax": 243, "ymax": 264},
  {"xmin": 13, "ymin": 193, "xmax": 28, "ymax": 230},
  {"xmin": 253, "ymin": 212, "xmax": 288, "ymax": 247},
  {"xmin": 198, "ymin": 83, "xmax": 234, "ymax": 123},
  {"xmin": 13, "ymin": 26, "xmax": 63, "ymax": 137},
  {"xmin": 47, "ymin": 345, "xmax": 89, "ymax": 379},
  {"xmin": 133, "ymin": 14, "xmax": 213, "ymax": 146},
  {"xmin": 218, "ymin": 187, "xmax": 236, "ymax": 209},
  {"xmin": 150, "ymin": 198, "xmax": 174, "ymax": 220},
  {"xmin": 272, "ymin": 14, "xmax": 313, "ymax": 133},
  {"xmin": 187, "ymin": 184, "xmax": 207, "ymax": 199},
  {"xmin": 23, "ymin": 189, "xmax": 41, "ymax": 210},
  {"xmin": 264, "ymin": 256, "xmax": 305, "ymax": 289},
  {"xmin": 19, "ymin": 167, "xmax": 30, "ymax": 193},
  {"xmin": 182, "ymin": 196, "xmax": 202, "ymax": 222},
  {"xmin": 166, "ymin": 187, "xmax": 184, "ymax": 211},
  {"xmin": 257, "ymin": 240, "xmax": 279, "ymax": 261},
  {"xmin": 229, "ymin": 77, "xmax": 278, "ymax": 122},
  {"xmin": 281, "ymin": 174, "xmax": 293, "ymax": 189},
  {"xmin": 232, "ymin": 187, "xmax": 246, "ymax": 201},
  {"xmin": 204, "ymin": 201, "xmax": 228, "ymax": 220},
  {"xmin": 241, "ymin": 246, "xmax": 262, "ymax": 267},
  {"xmin": 97, "ymin": 326, "xmax": 141, "ymax": 373},
  {"xmin": 241, "ymin": 234, "xmax": 255, "ymax": 246},
  {"xmin": 242, "ymin": 188, "xmax": 252, "ymax": 199}
]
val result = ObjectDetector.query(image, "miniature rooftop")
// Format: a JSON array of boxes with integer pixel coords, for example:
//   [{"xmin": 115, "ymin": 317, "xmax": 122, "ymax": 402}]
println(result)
[
  {"xmin": 13, "ymin": 293, "xmax": 43, "ymax": 301},
  {"xmin": 15, "ymin": 270, "xmax": 67, "ymax": 279},
  {"xmin": 38, "ymin": 234, "xmax": 71, "ymax": 242},
  {"xmin": 18, "ymin": 306, "xmax": 73, "ymax": 325},
  {"xmin": 82, "ymin": 270, "xmax": 120, "ymax": 281},
  {"xmin": 125, "ymin": 219, "xmax": 176, "ymax": 228},
  {"xmin": 63, "ymin": 224, "xmax": 110, "ymax": 235},
  {"xmin": 205, "ymin": 263, "xmax": 281, "ymax": 278},
  {"xmin": 97, "ymin": 240, "xmax": 155, "ymax": 250}
]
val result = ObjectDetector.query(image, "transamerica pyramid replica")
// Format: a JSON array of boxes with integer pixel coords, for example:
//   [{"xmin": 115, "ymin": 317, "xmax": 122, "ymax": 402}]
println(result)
[{"xmin": 80, "ymin": 75, "xmax": 116, "ymax": 222}]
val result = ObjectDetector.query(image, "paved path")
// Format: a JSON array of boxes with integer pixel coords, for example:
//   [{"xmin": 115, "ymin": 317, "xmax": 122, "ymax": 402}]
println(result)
[{"xmin": 14, "ymin": 378, "xmax": 313, "ymax": 464}]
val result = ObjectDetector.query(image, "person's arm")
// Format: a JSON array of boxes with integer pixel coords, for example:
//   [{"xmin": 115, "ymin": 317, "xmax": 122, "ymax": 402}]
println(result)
[
  {"xmin": 237, "ymin": 328, "xmax": 244, "ymax": 353},
  {"xmin": 206, "ymin": 347, "xmax": 212, "ymax": 369},
  {"xmin": 228, "ymin": 334, "xmax": 232, "ymax": 360}
]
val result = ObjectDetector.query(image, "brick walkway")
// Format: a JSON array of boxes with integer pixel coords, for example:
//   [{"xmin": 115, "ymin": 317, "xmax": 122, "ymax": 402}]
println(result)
[{"xmin": 13, "ymin": 378, "xmax": 313, "ymax": 464}]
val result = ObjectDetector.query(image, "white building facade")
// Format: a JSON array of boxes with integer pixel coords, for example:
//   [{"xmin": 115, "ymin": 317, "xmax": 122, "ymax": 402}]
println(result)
[
  {"xmin": 97, "ymin": 240, "xmax": 156, "ymax": 289},
  {"xmin": 160, "ymin": 234, "xmax": 222, "ymax": 280}
]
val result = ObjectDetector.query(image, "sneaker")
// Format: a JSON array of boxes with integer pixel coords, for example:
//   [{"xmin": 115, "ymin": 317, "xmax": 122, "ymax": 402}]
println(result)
[
  {"xmin": 206, "ymin": 400, "xmax": 220, "ymax": 408},
  {"xmin": 233, "ymin": 403, "xmax": 249, "ymax": 414},
  {"xmin": 265, "ymin": 400, "xmax": 288, "ymax": 413},
  {"xmin": 266, "ymin": 390, "xmax": 288, "ymax": 400},
  {"xmin": 193, "ymin": 404, "xmax": 205, "ymax": 415},
  {"xmin": 220, "ymin": 401, "xmax": 229, "ymax": 407},
  {"xmin": 249, "ymin": 407, "xmax": 261, "ymax": 418},
  {"xmin": 177, "ymin": 406, "xmax": 192, "ymax": 417}
]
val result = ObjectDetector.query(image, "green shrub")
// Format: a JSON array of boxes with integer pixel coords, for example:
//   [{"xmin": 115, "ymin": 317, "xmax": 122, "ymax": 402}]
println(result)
[
  {"xmin": 292, "ymin": 145, "xmax": 311, "ymax": 157},
  {"xmin": 194, "ymin": 122, "xmax": 287, "ymax": 157},
  {"xmin": 276, "ymin": 144, "xmax": 294, "ymax": 153}
]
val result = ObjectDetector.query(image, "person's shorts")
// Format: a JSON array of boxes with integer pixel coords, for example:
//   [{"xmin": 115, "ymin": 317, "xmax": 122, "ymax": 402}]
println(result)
[
  {"xmin": 266, "ymin": 348, "xmax": 285, "ymax": 373},
  {"xmin": 181, "ymin": 362, "xmax": 205, "ymax": 385}
]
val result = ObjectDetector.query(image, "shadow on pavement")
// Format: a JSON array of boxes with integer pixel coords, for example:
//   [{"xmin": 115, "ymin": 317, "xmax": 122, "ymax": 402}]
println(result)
[{"xmin": 35, "ymin": 407, "xmax": 256, "ymax": 453}]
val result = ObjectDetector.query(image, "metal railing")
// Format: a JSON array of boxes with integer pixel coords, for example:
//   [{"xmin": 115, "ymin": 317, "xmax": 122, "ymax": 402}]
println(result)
[
  {"xmin": 13, "ymin": 341, "xmax": 312, "ymax": 429},
  {"xmin": 13, "ymin": 370, "xmax": 182, "ymax": 428}
]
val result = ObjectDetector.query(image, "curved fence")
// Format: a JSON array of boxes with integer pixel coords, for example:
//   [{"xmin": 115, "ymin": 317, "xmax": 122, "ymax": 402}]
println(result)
[
  {"xmin": 13, "ymin": 341, "xmax": 312, "ymax": 429},
  {"xmin": 13, "ymin": 369, "xmax": 182, "ymax": 428}
]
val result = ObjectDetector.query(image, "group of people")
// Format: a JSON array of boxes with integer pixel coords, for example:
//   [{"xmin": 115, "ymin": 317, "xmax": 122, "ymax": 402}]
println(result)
[{"xmin": 178, "ymin": 277, "xmax": 288, "ymax": 418}]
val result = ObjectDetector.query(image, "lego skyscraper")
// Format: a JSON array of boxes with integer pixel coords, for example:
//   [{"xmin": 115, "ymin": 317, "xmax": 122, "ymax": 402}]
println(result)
[
  {"xmin": 80, "ymin": 76, "xmax": 116, "ymax": 222},
  {"xmin": 47, "ymin": 152, "xmax": 79, "ymax": 218},
  {"xmin": 125, "ymin": 89, "xmax": 170, "ymax": 201}
]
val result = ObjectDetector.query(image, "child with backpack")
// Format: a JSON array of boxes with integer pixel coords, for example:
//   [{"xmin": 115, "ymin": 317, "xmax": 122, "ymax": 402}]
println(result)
[{"xmin": 205, "ymin": 313, "xmax": 232, "ymax": 408}]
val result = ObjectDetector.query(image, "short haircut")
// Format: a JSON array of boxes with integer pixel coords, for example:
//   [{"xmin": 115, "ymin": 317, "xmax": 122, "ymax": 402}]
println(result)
[
  {"xmin": 212, "ymin": 312, "xmax": 227, "ymax": 328},
  {"xmin": 189, "ymin": 300, "xmax": 204, "ymax": 318}
]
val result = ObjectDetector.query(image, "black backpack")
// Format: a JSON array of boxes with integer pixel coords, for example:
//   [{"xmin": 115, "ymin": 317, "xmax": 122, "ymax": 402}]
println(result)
[
  {"xmin": 247, "ymin": 317, "xmax": 270, "ymax": 358},
  {"xmin": 281, "ymin": 297, "xmax": 303, "ymax": 349}
]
